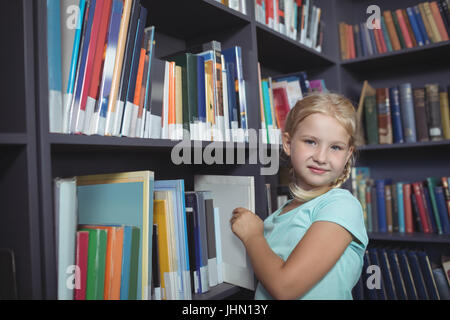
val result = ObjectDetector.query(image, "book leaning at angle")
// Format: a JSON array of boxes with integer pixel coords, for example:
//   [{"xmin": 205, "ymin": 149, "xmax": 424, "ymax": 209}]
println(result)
[{"xmin": 194, "ymin": 175, "xmax": 255, "ymax": 291}]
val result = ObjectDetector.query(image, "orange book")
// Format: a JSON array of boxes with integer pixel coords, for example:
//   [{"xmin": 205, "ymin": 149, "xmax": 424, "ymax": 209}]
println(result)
[
  {"xmin": 372, "ymin": 27, "xmax": 383, "ymax": 53},
  {"xmin": 402, "ymin": 9, "xmax": 418, "ymax": 47},
  {"xmin": 395, "ymin": 9, "xmax": 413, "ymax": 48},
  {"xmin": 80, "ymin": 225, "xmax": 124, "ymax": 300},
  {"xmin": 430, "ymin": 1, "xmax": 449, "ymax": 40},
  {"xmin": 339, "ymin": 22, "xmax": 348, "ymax": 60},
  {"xmin": 383, "ymin": 10, "xmax": 402, "ymax": 50},
  {"xmin": 133, "ymin": 46, "xmax": 147, "ymax": 106}
]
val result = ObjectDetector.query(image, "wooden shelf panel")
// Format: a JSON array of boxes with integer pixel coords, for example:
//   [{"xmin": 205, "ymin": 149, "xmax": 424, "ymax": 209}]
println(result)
[{"xmin": 369, "ymin": 232, "xmax": 450, "ymax": 244}]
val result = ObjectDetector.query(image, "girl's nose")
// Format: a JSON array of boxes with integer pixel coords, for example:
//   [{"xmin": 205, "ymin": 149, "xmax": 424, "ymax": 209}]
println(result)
[{"xmin": 313, "ymin": 147, "xmax": 327, "ymax": 164}]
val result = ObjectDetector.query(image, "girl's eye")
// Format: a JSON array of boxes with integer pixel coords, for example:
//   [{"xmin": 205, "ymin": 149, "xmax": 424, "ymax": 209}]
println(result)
[
  {"xmin": 331, "ymin": 145, "xmax": 342, "ymax": 151},
  {"xmin": 305, "ymin": 140, "xmax": 316, "ymax": 145}
]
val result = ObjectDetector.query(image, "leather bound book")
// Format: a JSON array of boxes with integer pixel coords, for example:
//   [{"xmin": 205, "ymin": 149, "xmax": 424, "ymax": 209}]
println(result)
[
  {"xmin": 383, "ymin": 10, "xmax": 402, "ymax": 50},
  {"xmin": 399, "ymin": 83, "xmax": 417, "ymax": 143},
  {"xmin": 425, "ymin": 84, "xmax": 443, "ymax": 141},
  {"xmin": 439, "ymin": 88, "xmax": 450, "ymax": 139},
  {"xmin": 376, "ymin": 88, "xmax": 393, "ymax": 144},
  {"xmin": 413, "ymin": 87, "xmax": 430, "ymax": 141}
]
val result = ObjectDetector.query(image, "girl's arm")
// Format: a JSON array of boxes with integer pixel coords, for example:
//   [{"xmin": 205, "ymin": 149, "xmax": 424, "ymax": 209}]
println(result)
[{"xmin": 231, "ymin": 208, "xmax": 353, "ymax": 300}]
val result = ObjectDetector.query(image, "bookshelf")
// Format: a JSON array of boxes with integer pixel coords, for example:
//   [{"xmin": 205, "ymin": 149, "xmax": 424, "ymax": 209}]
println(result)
[{"xmin": 0, "ymin": 0, "xmax": 448, "ymax": 299}]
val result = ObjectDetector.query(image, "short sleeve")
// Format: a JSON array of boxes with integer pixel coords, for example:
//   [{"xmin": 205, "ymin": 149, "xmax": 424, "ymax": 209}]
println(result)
[{"xmin": 312, "ymin": 189, "xmax": 368, "ymax": 249}]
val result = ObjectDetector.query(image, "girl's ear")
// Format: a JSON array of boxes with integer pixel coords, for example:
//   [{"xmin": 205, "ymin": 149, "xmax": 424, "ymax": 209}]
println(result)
[
  {"xmin": 346, "ymin": 146, "xmax": 354, "ymax": 163},
  {"xmin": 282, "ymin": 132, "xmax": 291, "ymax": 157}
]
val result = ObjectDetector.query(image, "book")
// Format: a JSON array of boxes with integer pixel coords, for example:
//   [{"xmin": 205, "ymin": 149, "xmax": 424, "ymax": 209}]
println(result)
[
  {"xmin": 412, "ymin": 87, "xmax": 430, "ymax": 142},
  {"xmin": 54, "ymin": 177, "xmax": 78, "ymax": 300},
  {"xmin": 440, "ymin": 88, "xmax": 450, "ymax": 139},
  {"xmin": 398, "ymin": 83, "xmax": 417, "ymax": 143},
  {"xmin": 376, "ymin": 88, "xmax": 393, "ymax": 144},
  {"xmin": 47, "ymin": 0, "xmax": 63, "ymax": 133},
  {"xmin": 194, "ymin": 175, "xmax": 255, "ymax": 290},
  {"xmin": 74, "ymin": 230, "xmax": 89, "ymax": 300},
  {"xmin": 389, "ymin": 87, "xmax": 404, "ymax": 143},
  {"xmin": 434, "ymin": 186, "xmax": 450, "ymax": 234},
  {"xmin": 425, "ymin": 83, "xmax": 444, "ymax": 140}
]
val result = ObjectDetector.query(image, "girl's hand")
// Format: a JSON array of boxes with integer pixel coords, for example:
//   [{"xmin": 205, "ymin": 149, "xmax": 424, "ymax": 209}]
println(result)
[{"xmin": 230, "ymin": 207, "xmax": 263, "ymax": 245}]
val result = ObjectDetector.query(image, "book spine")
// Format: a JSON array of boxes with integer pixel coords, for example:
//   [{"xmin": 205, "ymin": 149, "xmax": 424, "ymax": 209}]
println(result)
[
  {"xmin": 413, "ymin": 5, "xmax": 431, "ymax": 45},
  {"xmin": 396, "ymin": 9, "xmax": 413, "ymax": 48},
  {"xmin": 412, "ymin": 182, "xmax": 432, "ymax": 233},
  {"xmin": 412, "ymin": 87, "xmax": 430, "ymax": 142},
  {"xmin": 391, "ymin": 9, "xmax": 406, "ymax": 48},
  {"xmin": 383, "ymin": 10, "xmax": 401, "ymax": 50},
  {"xmin": 403, "ymin": 183, "xmax": 414, "ymax": 233},
  {"xmin": 406, "ymin": 7, "xmax": 425, "ymax": 46},
  {"xmin": 398, "ymin": 83, "xmax": 417, "ymax": 143},
  {"xmin": 430, "ymin": 1, "xmax": 450, "ymax": 40},
  {"xmin": 439, "ymin": 89, "xmax": 450, "ymax": 139},
  {"xmin": 376, "ymin": 88, "xmax": 393, "ymax": 144},
  {"xmin": 425, "ymin": 84, "xmax": 443, "ymax": 140},
  {"xmin": 424, "ymin": 1, "xmax": 443, "ymax": 42},
  {"xmin": 441, "ymin": 177, "xmax": 450, "ymax": 220},
  {"xmin": 388, "ymin": 87, "xmax": 404, "ymax": 143},
  {"xmin": 74, "ymin": 231, "xmax": 90, "ymax": 300},
  {"xmin": 438, "ymin": 0, "xmax": 450, "ymax": 40},
  {"xmin": 380, "ymin": 16, "xmax": 393, "ymax": 52},
  {"xmin": 396, "ymin": 183, "xmax": 405, "ymax": 233},
  {"xmin": 364, "ymin": 95, "xmax": 378, "ymax": 144},
  {"xmin": 385, "ymin": 184, "xmax": 394, "ymax": 233},
  {"xmin": 376, "ymin": 180, "xmax": 387, "ymax": 233},
  {"xmin": 419, "ymin": 2, "xmax": 436, "ymax": 43},
  {"xmin": 403, "ymin": 9, "xmax": 418, "ymax": 46}
]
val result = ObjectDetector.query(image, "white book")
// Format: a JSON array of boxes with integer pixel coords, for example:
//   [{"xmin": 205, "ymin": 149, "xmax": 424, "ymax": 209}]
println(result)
[
  {"xmin": 214, "ymin": 207, "xmax": 224, "ymax": 284},
  {"xmin": 54, "ymin": 177, "xmax": 77, "ymax": 300},
  {"xmin": 194, "ymin": 175, "xmax": 255, "ymax": 291}
]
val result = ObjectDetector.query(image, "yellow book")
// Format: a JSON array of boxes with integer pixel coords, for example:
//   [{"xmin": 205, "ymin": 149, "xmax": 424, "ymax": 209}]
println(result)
[
  {"xmin": 205, "ymin": 60, "xmax": 215, "ymax": 141},
  {"xmin": 153, "ymin": 199, "xmax": 172, "ymax": 300},
  {"xmin": 440, "ymin": 91, "xmax": 450, "ymax": 139},
  {"xmin": 422, "ymin": 2, "xmax": 442, "ymax": 42},
  {"xmin": 76, "ymin": 170, "xmax": 153, "ymax": 300}
]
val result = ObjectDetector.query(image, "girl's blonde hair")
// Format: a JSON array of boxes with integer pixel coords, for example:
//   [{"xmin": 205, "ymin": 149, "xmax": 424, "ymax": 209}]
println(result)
[{"xmin": 283, "ymin": 92, "xmax": 359, "ymax": 202}]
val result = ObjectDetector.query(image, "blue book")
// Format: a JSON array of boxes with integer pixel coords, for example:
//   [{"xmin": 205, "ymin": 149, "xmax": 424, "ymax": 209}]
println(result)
[
  {"xmin": 406, "ymin": 251, "xmax": 430, "ymax": 299},
  {"xmin": 406, "ymin": 7, "xmax": 424, "ymax": 46},
  {"xmin": 397, "ymin": 249, "xmax": 419, "ymax": 299},
  {"xmin": 225, "ymin": 61, "xmax": 238, "ymax": 126},
  {"xmin": 121, "ymin": 6, "xmax": 148, "ymax": 136},
  {"xmin": 362, "ymin": 252, "xmax": 378, "ymax": 299},
  {"xmin": 378, "ymin": 248, "xmax": 398, "ymax": 299},
  {"xmin": 380, "ymin": 16, "xmax": 393, "ymax": 52},
  {"xmin": 386, "ymin": 249, "xmax": 408, "ymax": 299},
  {"xmin": 434, "ymin": 186, "xmax": 450, "ymax": 234},
  {"xmin": 398, "ymin": 83, "xmax": 417, "ymax": 143},
  {"xmin": 413, "ymin": 5, "xmax": 431, "ymax": 45},
  {"xmin": 433, "ymin": 266, "xmax": 450, "ymax": 299},
  {"xmin": 69, "ymin": 0, "xmax": 97, "ymax": 134},
  {"xmin": 368, "ymin": 248, "xmax": 387, "ymax": 299},
  {"xmin": 368, "ymin": 27, "xmax": 378, "ymax": 54},
  {"xmin": 362, "ymin": 23, "xmax": 374, "ymax": 55},
  {"xmin": 389, "ymin": 87, "xmax": 404, "ymax": 143},
  {"xmin": 396, "ymin": 182, "xmax": 405, "ymax": 233},
  {"xmin": 155, "ymin": 180, "xmax": 191, "ymax": 299},
  {"xmin": 375, "ymin": 180, "xmax": 387, "ymax": 233},
  {"xmin": 223, "ymin": 46, "xmax": 248, "ymax": 135},
  {"xmin": 47, "ymin": 0, "xmax": 63, "ymax": 133},
  {"xmin": 359, "ymin": 23, "xmax": 368, "ymax": 57},
  {"xmin": 416, "ymin": 251, "xmax": 440, "ymax": 300}
]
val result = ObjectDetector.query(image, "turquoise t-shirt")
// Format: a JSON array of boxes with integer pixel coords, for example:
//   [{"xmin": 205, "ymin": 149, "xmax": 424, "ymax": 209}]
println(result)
[{"xmin": 254, "ymin": 188, "xmax": 368, "ymax": 300}]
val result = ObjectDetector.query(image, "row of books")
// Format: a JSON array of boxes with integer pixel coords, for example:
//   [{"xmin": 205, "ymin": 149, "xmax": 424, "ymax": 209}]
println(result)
[
  {"xmin": 55, "ymin": 171, "xmax": 256, "ymax": 300},
  {"xmin": 351, "ymin": 167, "xmax": 450, "ymax": 235},
  {"xmin": 339, "ymin": 1, "xmax": 450, "ymax": 60},
  {"xmin": 352, "ymin": 247, "xmax": 450, "ymax": 300},
  {"xmin": 47, "ymin": 0, "xmax": 158, "ymax": 137},
  {"xmin": 255, "ymin": 0, "xmax": 324, "ymax": 52},
  {"xmin": 160, "ymin": 42, "xmax": 249, "ymax": 142},
  {"xmin": 257, "ymin": 66, "xmax": 329, "ymax": 144},
  {"xmin": 359, "ymin": 81, "xmax": 450, "ymax": 146},
  {"xmin": 214, "ymin": 0, "xmax": 248, "ymax": 15}
]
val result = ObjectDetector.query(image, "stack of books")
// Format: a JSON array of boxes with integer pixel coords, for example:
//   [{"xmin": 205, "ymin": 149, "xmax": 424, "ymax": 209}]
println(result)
[
  {"xmin": 257, "ymin": 65, "xmax": 328, "ymax": 144},
  {"xmin": 339, "ymin": 1, "xmax": 450, "ymax": 60},
  {"xmin": 351, "ymin": 167, "xmax": 450, "ymax": 235},
  {"xmin": 55, "ymin": 172, "xmax": 257, "ymax": 300},
  {"xmin": 255, "ymin": 0, "xmax": 324, "ymax": 52},
  {"xmin": 358, "ymin": 81, "xmax": 450, "ymax": 146}
]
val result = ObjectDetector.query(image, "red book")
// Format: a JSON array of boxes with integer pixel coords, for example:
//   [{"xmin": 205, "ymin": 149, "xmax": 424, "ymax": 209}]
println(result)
[
  {"xmin": 266, "ymin": 0, "xmax": 274, "ymax": 26},
  {"xmin": 372, "ymin": 27, "xmax": 383, "ymax": 53},
  {"xmin": 376, "ymin": 25, "xmax": 387, "ymax": 53},
  {"xmin": 272, "ymin": 86, "xmax": 290, "ymax": 131},
  {"xmin": 347, "ymin": 24, "xmax": 356, "ymax": 59},
  {"xmin": 395, "ymin": 9, "xmax": 413, "ymax": 48},
  {"xmin": 74, "ymin": 231, "xmax": 89, "ymax": 300},
  {"xmin": 78, "ymin": 0, "xmax": 106, "ymax": 115},
  {"xmin": 440, "ymin": 177, "xmax": 450, "ymax": 219},
  {"xmin": 403, "ymin": 183, "xmax": 414, "ymax": 233},
  {"xmin": 412, "ymin": 182, "xmax": 432, "ymax": 233}
]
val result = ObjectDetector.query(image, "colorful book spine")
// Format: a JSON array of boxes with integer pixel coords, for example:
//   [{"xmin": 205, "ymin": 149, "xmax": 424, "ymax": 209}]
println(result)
[
  {"xmin": 388, "ymin": 87, "xmax": 404, "ymax": 143},
  {"xmin": 413, "ymin": 5, "xmax": 431, "ymax": 45},
  {"xmin": 398, "ymin": 83, "xmax": 417, "ymax": 143},
  {"xmin": 406, "ymin": 7, "xmax": 425, "ymax": 46},
  {"xmin": 74, "ymin": 230, "xmax": 89, "ymax": 300}
]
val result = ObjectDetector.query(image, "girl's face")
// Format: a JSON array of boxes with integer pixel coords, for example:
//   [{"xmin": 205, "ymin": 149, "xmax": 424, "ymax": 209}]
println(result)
[{"xmin": 282, "ymin": 113, "xmax": 354, "ymax": 191}]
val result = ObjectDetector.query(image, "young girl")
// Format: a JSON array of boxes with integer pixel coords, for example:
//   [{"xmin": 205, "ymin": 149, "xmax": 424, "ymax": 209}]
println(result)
[{"xmin": 230, "ymin": 92, "xmax": 368, "ymax": 300}]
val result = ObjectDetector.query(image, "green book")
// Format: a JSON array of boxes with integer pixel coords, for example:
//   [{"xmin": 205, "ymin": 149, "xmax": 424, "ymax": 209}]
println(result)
[
  {"xmin": 128, "ymin": 227, "xmax": 141, "ymax": 300},
  {"xmin": 80, "ymin": 228, "xmax": 107, "ymax": 300},
  {"xmin": 364, "ymin": 95, "xmax": 378, "ymax": 145},
  {"xmin": 426, "ymin": 177, "xmax": 443, "ymax": 235},
  {"xmin": 391, "ymin": 12, "xmax": 406, "ymax": 49}
]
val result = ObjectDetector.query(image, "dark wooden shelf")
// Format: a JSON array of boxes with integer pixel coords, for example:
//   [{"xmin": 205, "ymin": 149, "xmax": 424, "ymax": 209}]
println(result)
[
  {"xmin": 256, "ymin": 22, "xmax": 336, "ymax": 73},
  {"xmin": 357, "ymin": 139, "xmax": 450, "ymax": 151},
  {"xmin": 341, "ymin": 40, "xmax": 450, "ymax": 72},
  {"xmin": 144, "ymin": 0, "xmax": 250, "ymax": 41},
  {"xmin": 369, "ymin": 232, "xmax": 450, "ymax": 244}
]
